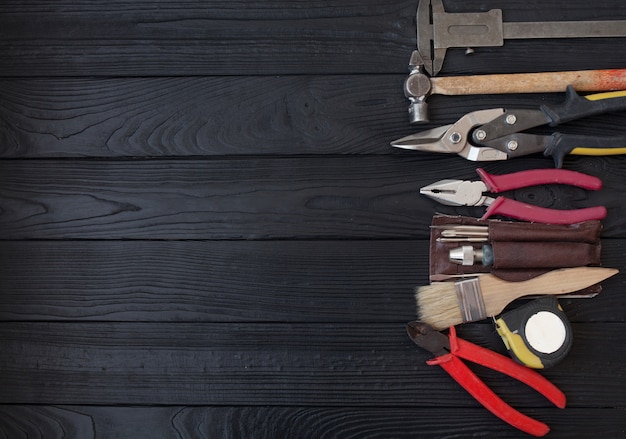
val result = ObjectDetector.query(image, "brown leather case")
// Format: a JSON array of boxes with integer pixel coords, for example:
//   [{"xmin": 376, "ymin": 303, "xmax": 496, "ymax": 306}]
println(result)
[{"xmin": 429, "ymin": 215, "xmax": 603, "ymax": 294}]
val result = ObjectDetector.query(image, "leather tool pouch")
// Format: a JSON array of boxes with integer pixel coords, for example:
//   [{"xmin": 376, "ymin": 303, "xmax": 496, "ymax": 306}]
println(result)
[{"xmin": 430, "ymin": 215, "xmax": 603, "ymax": 294}]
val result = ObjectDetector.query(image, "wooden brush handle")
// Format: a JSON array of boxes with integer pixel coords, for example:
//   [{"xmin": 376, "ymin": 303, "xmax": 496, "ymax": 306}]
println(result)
[
  {"xmin": 431, "ymin": 69, "xmax": 626, "ymax": 95},
  {"xmin": 480, "ymin": 267, "xmax": 618, "ymax": 317}
]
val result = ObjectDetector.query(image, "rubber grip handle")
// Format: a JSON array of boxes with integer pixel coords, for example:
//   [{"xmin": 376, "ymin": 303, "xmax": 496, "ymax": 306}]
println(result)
[
  {"xmin": 428, "ymin": 325, "xmax": 564, "ymax": 437},
  {"xmin": 476, "ymin": 168, "xmax": 602, "ymax": 193},
  {"xmin": 482, "ymin": 197, "xmax": 607, "ymax": 224},
  {"xmin": 545, "ymin": 133, "xmax": 626, "ymax": 168},
  {"xmin": 541, "ymin": 86, "xmax": 626, "ymax": 126},
  {"xmin": 434, "ymin": 356, "xmax": 551, "ymax": 437},
  {"xmin": 453, "ymin": 337, "xmax": 566, "ymax": 409}
]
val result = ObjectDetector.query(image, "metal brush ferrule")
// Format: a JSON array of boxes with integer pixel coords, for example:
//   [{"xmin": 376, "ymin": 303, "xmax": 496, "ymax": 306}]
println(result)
[{"xmin": 454, "ymin": 278, "xmax": 487, "ymax": 323}]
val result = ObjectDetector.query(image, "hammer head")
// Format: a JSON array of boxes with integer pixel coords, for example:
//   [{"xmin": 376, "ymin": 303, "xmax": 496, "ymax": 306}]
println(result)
[{"xmin": 404, "ymin": 51, "xmax": 431, "ymax": 124}]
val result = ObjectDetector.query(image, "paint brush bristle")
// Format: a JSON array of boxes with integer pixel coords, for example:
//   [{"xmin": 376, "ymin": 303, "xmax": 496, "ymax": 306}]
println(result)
[{"xmin": 415, "ymin": 282, "xmax": 462, "ymax": 331}]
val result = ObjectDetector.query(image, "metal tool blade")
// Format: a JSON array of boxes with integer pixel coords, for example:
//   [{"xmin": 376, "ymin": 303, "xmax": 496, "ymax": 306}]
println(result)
[
  {"xmin": 390, "ymin": 125, "xmax": 452, "ymax": 151},
  {"xmin": 391, "ymin": 108, "xmax": 510, "ymax": 161}
]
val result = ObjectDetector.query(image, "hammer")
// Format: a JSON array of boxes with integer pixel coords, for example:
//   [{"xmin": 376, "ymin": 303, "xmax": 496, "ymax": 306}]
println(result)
[{"xmin": 405, "ymin": 51, "xmax": 626, "ymax": 124}]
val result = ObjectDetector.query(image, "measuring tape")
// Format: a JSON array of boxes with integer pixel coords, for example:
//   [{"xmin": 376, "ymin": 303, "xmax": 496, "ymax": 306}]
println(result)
[{"xmin": 494, "ymin": 296, "xmax": 573, "ymax": 369}]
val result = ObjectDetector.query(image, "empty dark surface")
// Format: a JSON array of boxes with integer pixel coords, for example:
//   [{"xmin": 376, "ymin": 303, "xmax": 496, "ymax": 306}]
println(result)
[{"xmin": 0, "ymin": 1, "xmax": 625, "ymax": 438}]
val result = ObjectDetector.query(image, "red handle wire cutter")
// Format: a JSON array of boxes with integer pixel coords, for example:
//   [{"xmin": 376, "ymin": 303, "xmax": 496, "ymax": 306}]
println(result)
[
  {"xmin": 406, "ymin": 322, "xmax": 566, "ymax": 437},
  {"xmin": 419, "ymin": 167, "xmax": 606, "ymax": 224}
]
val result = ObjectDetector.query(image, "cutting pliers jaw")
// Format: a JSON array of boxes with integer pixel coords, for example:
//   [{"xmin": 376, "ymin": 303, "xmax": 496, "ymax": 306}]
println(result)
[
  {"xmin": 391, "ymin": 109, "xmax": 509, "ymax": 161},
  {"xmin": 406, "ymin": 321, "xmax": 450, "ymax": 357}
]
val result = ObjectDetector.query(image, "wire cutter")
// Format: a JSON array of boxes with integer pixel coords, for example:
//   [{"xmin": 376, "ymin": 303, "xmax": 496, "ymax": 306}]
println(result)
[
  {"xmin": 420, "ymin": 167, "xmax": 606, "ymax": 224},
  {"xmin": 406, "ymin": 322, "xmax": 566, "ymax": 437},
  {"xmin": 391, "ymin": 87, "xmax": 626, "ymax": 167}
]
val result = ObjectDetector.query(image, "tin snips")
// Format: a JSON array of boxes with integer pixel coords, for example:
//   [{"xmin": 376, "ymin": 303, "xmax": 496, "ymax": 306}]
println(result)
[{"xmin": 392, "ymin": 87, "xmax": 626, "ymax": 167}]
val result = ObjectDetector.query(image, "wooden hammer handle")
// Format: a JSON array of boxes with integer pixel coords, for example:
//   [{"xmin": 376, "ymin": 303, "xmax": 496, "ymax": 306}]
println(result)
[{"xmin": 431, "ymin": 69, "xmax": 626, "ymax": 95}]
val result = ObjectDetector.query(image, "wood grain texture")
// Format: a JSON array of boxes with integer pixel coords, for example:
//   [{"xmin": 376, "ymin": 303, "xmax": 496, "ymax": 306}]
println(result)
[
  {"xmin": 1, "ymin": 0, "xmax": 625, "ymax": 437},
  {"xmin": 0, "ymin": 240, "xmax": 428, "ymax": 322},
  {"xmin": 0, "ymin": 75, "xmax": 408, "ymax": 157},
  {"xmin": 476, "ymin": 267, "xmax": 620, "ymax": 319},
  {"xmin": 432, "ymin": 69, "xmax": 626, "ymax": 95},
  {"xmin": 0, "ymin": 322, "xmax": 624, "ymax": 407},
  {"xmin": 0, "ymin": 239, "xmax": 623, "ymax": 323},
  {"xmin": 0, "ymin": 0, "xmax": 625, "ymax": 76},
  {"xmin": 0, "ymin": 0, "xmax": 415, "ymax": 76},
  {"xmin": 1, "ymin": 405, "xmax": 624, "ymax": 439},
  {"xmin": 1, "ymin": 156, "xmax": 624, "ymax": 240},
  {"xmin": 2, "ymin": 77, "xmax": 626, "ymax": 158}
]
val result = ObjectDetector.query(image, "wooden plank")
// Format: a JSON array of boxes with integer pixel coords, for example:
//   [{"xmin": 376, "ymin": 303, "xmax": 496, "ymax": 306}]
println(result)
[
  {"xmin": 3, "ymin": 77, "xmax": 626, "ymax": 158},
  {"xmin": 0, "ymin": 322, "xmax": 623, "ymax": 407},
  {"xmin": 0, "ymin": 240, "xmax": 428, "ymax": 323},
  {"xmin": 0, "ymin": 75, "xmax": 407, "ymax": 158},
  {"xmin": 1, "ymin": 156, "xmax": 624, "ymax": 240},
  {"xmin": 0, "ymin": 239, "xmax": 623, "ymax": 323},
  {"xmin": 0, "ymin": 0, "xmax": 415, "ymax": 76},
  {"xmin": 0, "ymin": 405, "xmax": 623, "ymax": 439},
  {"xmin": 0, "ymin": 0, "xmax": 625, "ymax": 76},
  {"xmin": 0, "ymin": 1, "xmax": 623, "ymax": 437}
]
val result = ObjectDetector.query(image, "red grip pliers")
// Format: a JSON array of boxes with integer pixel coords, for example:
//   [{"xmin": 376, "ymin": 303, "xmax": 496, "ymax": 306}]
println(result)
[
  {"xmin": 406, "ymin": 322, "xmax": 566, "ymax": 437},
  {"xmin": 419, "ymin": 167, "xmax": 606, "ymax": 224}
]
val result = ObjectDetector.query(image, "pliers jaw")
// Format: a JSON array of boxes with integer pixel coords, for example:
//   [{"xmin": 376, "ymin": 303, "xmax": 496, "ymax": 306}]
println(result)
[
  {"xmin": 419, "ymin": 179, "xmax": 490, "ymax": 207},
  {"xmin": 391, "ymin": 109, "xmax": 509, "ymax": 161},
  {"xmin": 406, "ymin": 321, "xmax": 450, "ymax": 357}
]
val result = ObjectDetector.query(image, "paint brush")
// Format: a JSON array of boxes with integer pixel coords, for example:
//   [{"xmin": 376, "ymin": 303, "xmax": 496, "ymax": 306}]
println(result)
[{"xmin": 415, "ymin": 267, "xmax": 618, "ymax": 330}]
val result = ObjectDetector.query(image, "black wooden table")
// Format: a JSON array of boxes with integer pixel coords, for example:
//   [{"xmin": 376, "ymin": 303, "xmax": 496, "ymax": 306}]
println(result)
[{"xmin": 0, "ymin": 1, "xmax": 624, "ymax": 437}]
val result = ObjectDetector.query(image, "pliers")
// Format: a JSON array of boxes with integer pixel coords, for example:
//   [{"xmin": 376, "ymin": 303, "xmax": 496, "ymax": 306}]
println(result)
[
  {"xmin": 391, "ymin": 86, "xmax": 626, "ymax": 167},
  {"xmin": 406, "ymin": 322, "xmax": 566, "ymax": 437},
  {"xmin": 420, "ymin": 167, "xmax": 606, "ymax": 224}
]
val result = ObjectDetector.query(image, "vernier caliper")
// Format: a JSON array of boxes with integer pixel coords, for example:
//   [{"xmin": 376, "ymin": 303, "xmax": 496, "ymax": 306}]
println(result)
[{"xmin": 418, "ymin": 0, "xmax": 626, "ymax": 76}]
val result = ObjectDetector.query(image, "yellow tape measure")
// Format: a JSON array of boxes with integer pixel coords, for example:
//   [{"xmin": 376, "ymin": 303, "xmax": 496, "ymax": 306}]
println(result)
[{"xmin": 495, "ymin": 296, "xmax": 573, "ymax": 369}]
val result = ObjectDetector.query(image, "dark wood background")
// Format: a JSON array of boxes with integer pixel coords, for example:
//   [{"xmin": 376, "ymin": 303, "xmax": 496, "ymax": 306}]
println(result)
[{"xmin": 0, "ymin": 1, "xmax": 625, "ymax": 437}]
